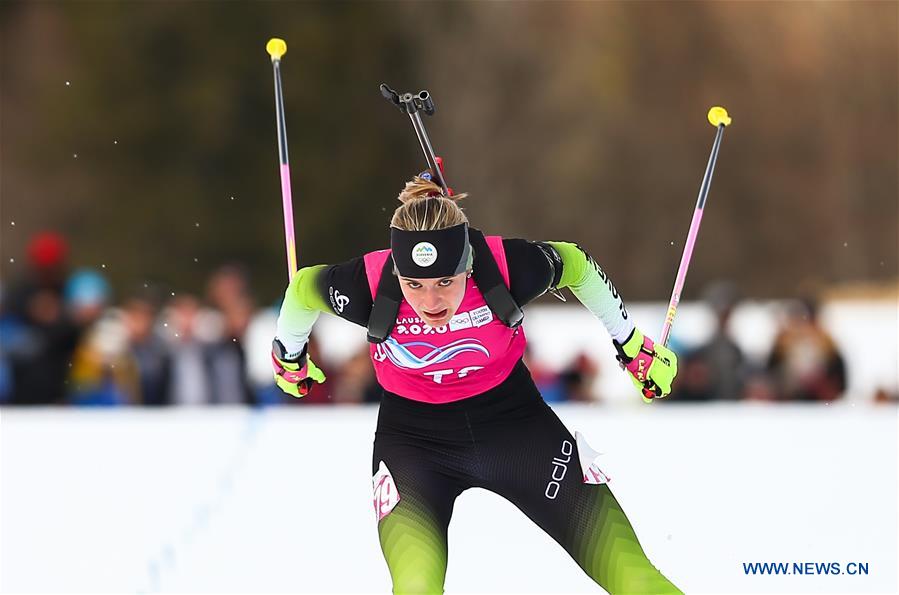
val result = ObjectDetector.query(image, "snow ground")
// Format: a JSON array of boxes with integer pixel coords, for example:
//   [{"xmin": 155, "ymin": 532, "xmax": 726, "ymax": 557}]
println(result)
[{"xmin": 1, "ymin": 404, "xmax": 896, "ymax": 594}]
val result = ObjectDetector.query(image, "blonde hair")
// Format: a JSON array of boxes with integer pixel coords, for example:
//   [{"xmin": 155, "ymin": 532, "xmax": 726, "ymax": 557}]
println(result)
[{"xmin": 390, "ymin": 176, "xmax": 469, "ymax": 231}]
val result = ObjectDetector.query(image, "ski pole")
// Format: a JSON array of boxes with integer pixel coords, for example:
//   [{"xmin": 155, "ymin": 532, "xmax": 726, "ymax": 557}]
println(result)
[
  {"xmin": 266, "ymin": 38, "xmax": 298, "ymax": 282},
  {"xmin": 379, "ymin": 84, "xmax": 449, "ymax": 195},
  {"xmin": 646, "ymin": 106, "xmax": 732, "ymax": 401}
]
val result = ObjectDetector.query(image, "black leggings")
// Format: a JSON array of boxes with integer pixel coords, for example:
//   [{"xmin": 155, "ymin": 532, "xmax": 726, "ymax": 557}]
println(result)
[{"xmin": 372, "ymin": 361, "xmax": 680, "ymax": 594}]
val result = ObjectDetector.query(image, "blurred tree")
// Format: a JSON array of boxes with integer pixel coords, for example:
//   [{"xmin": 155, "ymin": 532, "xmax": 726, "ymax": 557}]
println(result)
[
  {"xmin": 2, "ymin": 1, "xmax": 418, "ymax": 300},
  {"xmin": 393, "ymin": 1, "xmax": 898, "ymax": 299},
  {"xmin": 1, "ymin": 1, "xmax": 896, "ymax": 303}
]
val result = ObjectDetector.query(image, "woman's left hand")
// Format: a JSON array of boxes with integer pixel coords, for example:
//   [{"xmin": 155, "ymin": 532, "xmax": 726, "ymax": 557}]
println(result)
[{"xmin": 613, "ymin": 328, "xmax": 678, "ymax": 403}]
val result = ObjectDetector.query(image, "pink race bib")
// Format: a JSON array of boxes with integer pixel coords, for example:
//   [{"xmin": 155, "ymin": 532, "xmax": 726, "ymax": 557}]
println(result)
[{"xmin": 363, "ymin": 236, "xmax": 527, "ymax": 403}]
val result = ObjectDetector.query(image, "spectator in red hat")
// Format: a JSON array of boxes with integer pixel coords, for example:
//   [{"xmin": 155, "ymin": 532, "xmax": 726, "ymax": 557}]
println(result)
[
  {"xmin": 2, "ymin": 231, "xmax": 80, "ymax": 404},
  {"xmin": 27, "ymin": 231, "xmax": 69, "ymax": 270}
]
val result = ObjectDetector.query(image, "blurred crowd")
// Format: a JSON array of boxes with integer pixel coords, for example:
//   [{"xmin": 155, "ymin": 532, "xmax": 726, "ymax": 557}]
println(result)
[
  {"xmin": 0, "ymin": 232, "xmax": 889, "ymax": 407},
  {"xmin": 2, "ymin": 232, "xmax": 272, "ymax": 406},
  {"xmin": 666, "ymin": 282, "xmax": 850, "ymax": 403}
]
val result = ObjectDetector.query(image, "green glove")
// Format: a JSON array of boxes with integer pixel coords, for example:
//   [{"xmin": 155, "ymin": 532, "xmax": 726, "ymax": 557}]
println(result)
[
  {"xmin": 271, "ymin": 340, "xmax": 326, "ymax": 398},
  {"xmin": 614, "ymin": 328, "xmax": 678, "ymax": 403}
]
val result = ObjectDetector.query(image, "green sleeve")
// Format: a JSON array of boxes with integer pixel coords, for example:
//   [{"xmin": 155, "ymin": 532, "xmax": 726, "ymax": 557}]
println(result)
[
  {"xmin": 275, "ymin": 264, "xmax": 330, "ymax": 359},
  {"xmin": 549, "ymin": 241, "xmax": 591, "ymax": 290},
  {"xmin": 546, "ymin": 242, "xmax": 635, "ymax": 342}
]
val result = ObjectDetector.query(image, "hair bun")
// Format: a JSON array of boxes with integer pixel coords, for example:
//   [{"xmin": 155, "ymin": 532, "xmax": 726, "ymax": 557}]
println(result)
[{"xmin": 397, "ymin": 176, "xmax": 466, "ymax": 204}]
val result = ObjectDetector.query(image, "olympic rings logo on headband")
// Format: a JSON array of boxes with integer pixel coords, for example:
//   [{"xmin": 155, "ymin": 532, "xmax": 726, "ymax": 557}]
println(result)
[{"xmin": 412, "ymin": 242, "xmax": 437, "ymax": 267}]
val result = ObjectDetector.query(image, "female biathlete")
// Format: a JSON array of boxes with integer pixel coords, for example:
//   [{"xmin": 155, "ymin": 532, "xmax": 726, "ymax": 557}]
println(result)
[{"xmin": 271, "ymin": 171, "xmax": 681, "ymax": 594}]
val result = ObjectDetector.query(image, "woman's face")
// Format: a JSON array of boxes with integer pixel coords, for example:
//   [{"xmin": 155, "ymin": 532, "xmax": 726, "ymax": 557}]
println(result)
[{"xmin": 398, "ymin": 270, "xmax": 469, "ymax": 328}]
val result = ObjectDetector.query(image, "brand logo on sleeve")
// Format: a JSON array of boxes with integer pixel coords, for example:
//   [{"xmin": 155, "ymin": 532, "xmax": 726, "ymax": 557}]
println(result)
[{"xmin": 329, "ymin": 287, "xmax": 350, "ymax": 313}]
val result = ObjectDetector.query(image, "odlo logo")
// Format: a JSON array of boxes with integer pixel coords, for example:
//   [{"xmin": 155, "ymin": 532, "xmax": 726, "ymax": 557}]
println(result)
[{"xmin": 544, "ymin": 440, "xmax": 573, "ymax": 500}]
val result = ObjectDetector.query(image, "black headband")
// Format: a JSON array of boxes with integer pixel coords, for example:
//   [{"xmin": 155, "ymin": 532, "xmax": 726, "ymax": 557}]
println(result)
[{"xmin": 390, "ymin": 223, "xmax": 471, "ymax": 278}]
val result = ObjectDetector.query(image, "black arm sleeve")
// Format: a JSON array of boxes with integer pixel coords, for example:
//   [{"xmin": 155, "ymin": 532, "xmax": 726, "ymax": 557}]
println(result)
[
  {"xmin": 315, "ymin": 256, "xmax": 373, "ymax": 328},
  {"xmin": 502, "ymin": 238, "xmax": 564, "ymax": 307}
]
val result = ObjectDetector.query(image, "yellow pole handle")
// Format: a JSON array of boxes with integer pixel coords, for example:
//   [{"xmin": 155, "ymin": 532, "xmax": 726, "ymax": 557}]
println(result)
[
  {"xmin": 266, "ymin": 38, "xmax": 287, "ymax": 61},
  {"xmin": 708, "ymin": 106, "xmax": 731, "ymax": 127}
]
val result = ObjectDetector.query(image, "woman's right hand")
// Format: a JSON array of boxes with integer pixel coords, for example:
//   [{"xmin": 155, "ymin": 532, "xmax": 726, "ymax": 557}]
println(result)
[{"xmin": 271, "ymin": 341, "xmax": 326, "ymax": 398}]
